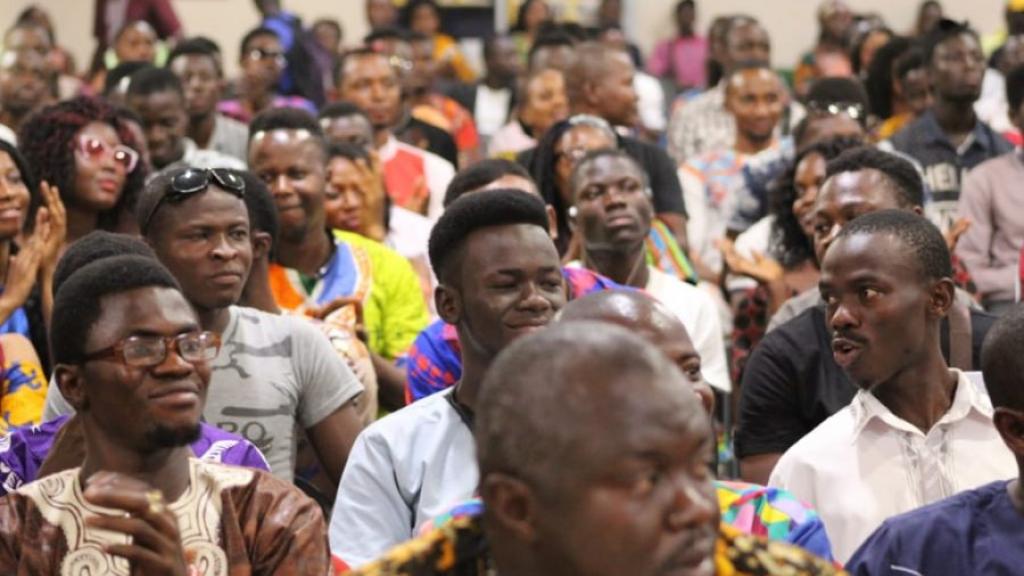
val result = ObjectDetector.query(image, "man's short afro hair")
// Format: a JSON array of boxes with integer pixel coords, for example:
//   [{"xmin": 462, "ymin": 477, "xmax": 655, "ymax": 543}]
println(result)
[
  {"xmin": 50, "ymin": 255, "xmax": 181, "ymax": 366},
  {"xmin": 53, "ymin": 231, "xmax": 157, "ymax": 296},
  {"xmin": 428, "ymin": 188, "xmax": 551, "ymax": 283},
  {"xmin": 825, "ymin": 146, "xmax": 924, "ymax": 208},
  {"xmin": 833, "ymin": 209, "xmax": 952, "ymax": 282}
]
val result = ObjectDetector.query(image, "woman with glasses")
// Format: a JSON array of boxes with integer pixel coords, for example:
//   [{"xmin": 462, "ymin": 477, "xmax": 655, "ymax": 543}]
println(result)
[
  {"xmin": 19, "ymin": 96, "xmax": 144, "ymax": 244},
  {"xmin": 217, "ymin": 27, "xmax": 315, "ymax": 124}
]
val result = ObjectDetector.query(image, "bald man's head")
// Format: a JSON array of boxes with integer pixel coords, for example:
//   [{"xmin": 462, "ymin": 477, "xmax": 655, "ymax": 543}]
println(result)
[{"xmin": 559, "ymin": 290, "xmax": 712, "ymax": 412}]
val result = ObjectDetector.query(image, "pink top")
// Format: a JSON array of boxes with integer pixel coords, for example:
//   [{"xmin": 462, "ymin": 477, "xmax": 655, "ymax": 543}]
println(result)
[{"xmin": 647, "ymin": 35, "xmax": 708, "ymax": 89}]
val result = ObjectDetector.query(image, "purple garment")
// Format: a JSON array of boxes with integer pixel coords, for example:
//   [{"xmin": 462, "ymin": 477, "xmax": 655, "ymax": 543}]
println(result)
[{"xmin": 0, "ymin": 415, "xmax": 270, "ymax": 496}]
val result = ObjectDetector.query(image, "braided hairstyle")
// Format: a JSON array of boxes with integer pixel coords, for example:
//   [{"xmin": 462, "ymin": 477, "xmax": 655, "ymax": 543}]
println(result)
[{"xmin": 18, "ymin": 96, "xmax": 146, "ymax": 231}]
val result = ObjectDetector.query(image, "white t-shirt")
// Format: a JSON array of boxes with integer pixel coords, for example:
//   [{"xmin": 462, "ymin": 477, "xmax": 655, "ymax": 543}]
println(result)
[
  {"xmin": 474, "ymin": 85, "xmax": 512, "ymax": 138},
  {"xmin": 769, "ymin": 370, "xmax": 1016, "ymax": 563},
  {"xmin": 645, "ymin": 266, "xmax": 731, "ymax": 392},
  {"xmin": 43, "ymin": 306, "xmax": 363, "ymax": 482},
  {"xmin": 329, "ymin": 388, "xmax": 477, "ymax": 567},
  {"xmin": 386, "ymin": 205, "xmax": 432, "ymax": 261}
]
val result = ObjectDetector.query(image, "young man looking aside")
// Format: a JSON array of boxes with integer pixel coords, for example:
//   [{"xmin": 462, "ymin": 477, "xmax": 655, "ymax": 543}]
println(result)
[{"xmin": 769, "ymin": 210, "xmax": 1015, "ymax": 562}]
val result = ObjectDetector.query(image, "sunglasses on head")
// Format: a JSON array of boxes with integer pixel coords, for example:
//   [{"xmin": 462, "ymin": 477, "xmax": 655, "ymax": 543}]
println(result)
[
  {"xmin": 807, "ymin": 101, "xmax": 865, "ymax": 122},
  {"xmin": 139, "ymin": 168, "xmax": 246, "ymax": 233},
  {"xmin": 75, "ymin": 135, "xmax": 139, "ymax": 173}
]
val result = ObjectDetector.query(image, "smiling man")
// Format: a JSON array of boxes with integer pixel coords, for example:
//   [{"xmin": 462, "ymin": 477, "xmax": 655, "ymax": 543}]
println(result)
[
  {"xmin": 0, "ymin": 255, "xmax": 331, "ymax": 573},
  {"xmin": 768, "ymin": 209, "xmax": 1015, "ymax": 562},
  {"xmin": 329, "ymin": 189, "xmax": 566, "ymax": 567}
]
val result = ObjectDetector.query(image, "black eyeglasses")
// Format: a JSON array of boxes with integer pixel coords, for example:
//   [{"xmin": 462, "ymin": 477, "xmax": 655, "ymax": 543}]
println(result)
[
  {"xmin": 140, "ymin": 168, "xmax": 246, "ymax": 233},
  {"xmin": 84, "ymin": 332, "xmax": 221, "ymax": 368}
]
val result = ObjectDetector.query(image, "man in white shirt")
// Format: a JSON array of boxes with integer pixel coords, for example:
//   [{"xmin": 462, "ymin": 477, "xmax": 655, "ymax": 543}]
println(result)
[
  {"xmin": 569, "ymin": 148, "xmax": 730, "ymax": 393},
  {"xmin": 337, "ymin": 48, "xmax": 454, "ymax": 221},
  {"xmin": 329, "ymin": 189, "xmax": 566, "ymax": 566},
  {"xmin": 768, "ymin": 209, "xmax": 1015, "ymax": 563}
]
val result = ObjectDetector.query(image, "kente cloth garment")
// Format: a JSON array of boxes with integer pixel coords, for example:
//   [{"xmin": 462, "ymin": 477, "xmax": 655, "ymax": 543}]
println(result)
[
  {"xmin": 269, "ymin": 231, "xmax": 429, "ymax": 361},
  {"xmin": 0, "ymin": 415, "xmax": 270, "ymax": 496},
  {"xmin": 0, "ymin": 458, "xmax": 333, "ymax": 575},
  {"xmin": 0, "ymin": 355, "xmax": 46, "ymax": 434},
  {"xmin": 646, "ymin": 218, "xmax": 699, "ymax": 284},
  {"xmin": 403, "ymin": 268, "xmax": 626, "ymax": 404},
  {"xmin": 349, "ymin": 515, "xmax": 842, "ymax": 576},
  {"xmin": 418, "ymin": 482, "xmax": 834, "ymax": 562}
]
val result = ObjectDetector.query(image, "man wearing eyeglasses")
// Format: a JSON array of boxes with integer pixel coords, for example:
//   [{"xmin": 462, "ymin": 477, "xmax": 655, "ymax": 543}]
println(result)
[
  {"xmin": 44, "ymin": 168, "xmax": 367, "ymax": 491},
  {"xmin": 0, "ymin": 253, "xmax": 333, "ymax": 573},
  {"xmin": 217, "ymin": 27, "xmax": 315, "ymax": 125}
]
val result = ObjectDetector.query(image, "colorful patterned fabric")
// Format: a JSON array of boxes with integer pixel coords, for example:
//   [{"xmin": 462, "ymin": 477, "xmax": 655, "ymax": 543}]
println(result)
[
  {"xmin": 414, "ymin": 94, "xmax": 480, "ymax": 156},
  {"xmin": 646, "ymin": 218, "xmax": 698, "ymax": 284},
  {"xmin": 216, "ymin": 95, "xmax": 317, "ymax": 124},
  {"xmin": 717, "ymin": 481, "xmax": 834, "ymax": 561},
  {"xmin": 403, "ymin": 268, "xmax": 627, "ymax": 403},
  {"xmin": 351, "ymin": 512, "xmax": 842, "ymax": 576},
  {"xmin": 270, "ymin": 233, "xmax": 429, "ymax": 360},
  {"xmin": 0, "ymin": 356, "xmax": 46, "ymax": 434}
]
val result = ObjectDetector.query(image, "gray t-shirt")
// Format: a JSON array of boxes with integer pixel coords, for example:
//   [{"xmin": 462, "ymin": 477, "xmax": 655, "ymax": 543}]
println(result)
[{"xmin": 43, "ymin": 306, "xmax": 362, "ymax": 481}]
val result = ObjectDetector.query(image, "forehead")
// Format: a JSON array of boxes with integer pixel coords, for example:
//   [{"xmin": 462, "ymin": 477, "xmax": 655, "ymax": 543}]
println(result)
[
  {"xmin": 246, "ymin": 33, "xmax": 280, "ymax": 52},
  {"xmin": 0, "ymin": 49, "xmax": 46, "ymax": 71},
  {"xmin": 728, "ymin": 68, "xmax": 781, "ymax": 92},
  {"xmin": 935, "ymin": 32, "xmax": 980, "ymax": 55},
  {"xmin": 822, "ymin": 230, "xmax": 921, "ymax": 282},
  {"xmin": 526, "ymin": 69, "xmax": 563, "ymax": 93},
  {"xmin": 817, "ymin": 168, "xmax": 900, "ymax": 210},
  {"xmin": 78, "ymin": 121, "xmax": 122, "ymax": 144},
  {"xmin": 250, "ymin": 129, "xmax": 323, "ymax": 166},
  {"xmin": 579, "ymin": 156, "xmax": 643, "ymax": 183},
  {"xmin": 89, "ymin": 286, "xmax": 197, "ymax": 344},
  {"xmin": 729, "ymin": 22, "xmax": 769, "ymax": 45},
  {"xmin": 170, "ymin": 53, "xmax": 219, "ymax": 74},
  {"xmin": 795, "ymin": 151, "xmax": 827, "ymax": 175},
  {"xmin": 6, "ymin": 26, "xmax": 49, "ymax": 48},
  {"xmin": 128, "ymin": 89, "xmax": 184, "ymax": 110},
  {"xmin": 343, "ymin": 54, "xmax": 395, "ymax": 80},
  {"xmin": 461, "ymin": 223, "xmax": 559, "ymax": 271},
  {"xmin": 121, "ymin": 23, "xmax": 156, "ymax": 41},
  {"xmin": 560, "ymin": 124, "xmax": 615, "ymax": 148},
  {"xmin": 157, "ymin": 186, "xmax": 249, "ymax": 227},
  {"xmin": 327, "ymin": 155, "xmax": 358, "ymax": 174}
]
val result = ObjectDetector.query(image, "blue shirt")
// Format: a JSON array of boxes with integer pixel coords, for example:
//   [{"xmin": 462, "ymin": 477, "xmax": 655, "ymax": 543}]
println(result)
[{"xmin": 846, "ymin": 480, "xmax": 1024, "ymax": 575}]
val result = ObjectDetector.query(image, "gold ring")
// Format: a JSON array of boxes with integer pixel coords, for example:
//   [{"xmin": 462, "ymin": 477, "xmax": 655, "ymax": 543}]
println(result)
[{"xmin": 145, "ymin": 490, "xmax": 166, "ymax": 515}]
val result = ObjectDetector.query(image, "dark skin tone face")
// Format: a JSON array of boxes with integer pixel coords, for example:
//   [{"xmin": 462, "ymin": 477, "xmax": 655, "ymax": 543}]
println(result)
[
  {"xmin": 519, "ymin": 69, "xmax": 569, "ymax": 136},
  {"xmin": 574, "ymin": 156, "xmax": 652, "ymax": 253},
  {"xmin": 114, "ymin": 22, "xmax": 157, "ymax": 63},
  {"xmin": 554, "ymin": 125, "xmax": 616, "ymax": 205},
  {"xmin": 820, "ymin": 232, "xmax": 953, "ymax": 391},
  {"xmin": 724, "ymin": 68, "xmax": 785, "ymax": 149},
  {"xmin": 792, "ymin": 152, "xmax": 828, "ymax": 240},
  {"xmin": 897, "ymin": 68, "xmax": 932, "ymax": 117},
  {"xmin": 126, "ymin": 89, "xmax": 188, "ymax": 169},
  {"xmin": 929, "ymin": 33, "xmax": 985, "ymax": 103},
  {"xmin": 241, "ymin": 34, "xmax": 285, "ymax": 95},
  {"xmin": 437, "ymin": 224, "xmax": 565, "ymax": 363},
  {"xmin": 676, "ymin": 2, "xmax": 696, "ymax": 36},
  {"xmin": 723, "ymin": 22, "xmax": 771, "ymax": 72},
  {"xmin": 811, "ymin": 169, "xmax": 911, "ymax": 263},
  {"xmin": 73, "ymin": 121, "xmax": 129, "ymax": 213},
  {"xmin": 521, "ymin": 364, "xmax": 718, "ymax": 576},
  {"xmin": 367, "ymin": 0, "xmax": 399, "ymax": 30},
  {"xmin": 797, "ymin": 114, "xmax": 865, "ymax": 148},
  {"xmin": 325, "ymin": 155, "xmax": 367, "ymax": 232},
  {"xmin": 486, "ymin": 36, "xmax": 523, "ymax": 85},
  {"xmin": 321, "ymin": 114, "xmax": 375, "ymax": 150},
  {"xmin": 529, "ymin": 45, "xmax": 576, "ymax": 75},
  {"xmin": 59, "ymin": 286, "xmax": 211, "ymax": 455},
  {"xmin": 587, "ymin": 51, "xmax": 639, "ymax": 127},
  {"xmin": 0, "ymin": 151, "xmax": 32, "ymax": 240},
  {"xmin": 169, "ymin": 54, "xmax": 224, "ymax": 118},
  {"xmin": 147, "ymin": 187, "xmax": 253, "ymax": 315},
  {"xmin": 249, "ymin": 130, "xmax": 328, "ymax": 244},
  {"xmin": 3, "ymin": 26, "xmax": 51, "ymax": 59},
  {"xmin": 339, "ymin": 54, "xmax": 402, "ymax": 134},
  {"xmin": 0, "ymin": 49, "xmax": 50, "ymax": 117}
]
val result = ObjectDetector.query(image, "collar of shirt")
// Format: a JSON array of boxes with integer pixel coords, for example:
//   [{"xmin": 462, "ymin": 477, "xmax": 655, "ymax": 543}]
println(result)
[
  {"xmin": 917, "ymin": 109, "xmax": 1000, "ymax": 156},
  {"xmin": 849, "ymin": 369, "xmax": 993, "ymax": 440}
]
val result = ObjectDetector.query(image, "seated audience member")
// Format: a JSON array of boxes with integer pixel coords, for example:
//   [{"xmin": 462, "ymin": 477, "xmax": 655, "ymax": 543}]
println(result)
[
  {"xmin": 681, "ymin": 62, "xmax": 788, "ymax": 281},
  {"xmin": 124, "ymin": 66, "xmax": 244, "ymax": 171},
  {"xmin": 488, "ymin": 67, "xmax": 568, "ymax": 159},
  {"xmin": 445, "ymin": 35, "xmax": 521, "ymax": 142},
  {"xmin": 404, "ymin": 160, "xmax": 623, "ymax": 403},
  {"xmin": 884, "ymin": 19, "xmax": 1012, "ymax": 231},
  {"xmin": 769, "ymin": 210, "xmax": 1016, "ymax": 562},
  {"xmin": 404, "ymin": 0, "xmax": 476, "ymax": 83},
  {"xmin": 0, "ymin": 140, "xmax": 64, "ymax": 373},
  {"xmin": 0, "ymin": 48, "xmax": 52, "ymax": 137},
  {"xmin": 535, "ymin": 42, "xmax": 688, "ymax": 245},
  {"xmin": 45, "ymin": 168, "xmax": 366, "ymax": 489},
  {"xmin": 955, "ymin": 64, "xmax": 1024, "ymax": 315},
  {"xmin": 569, "ymin": 149, "xmax": 730, "ymax": 393},
  {"xmin": 218, "ymin": 27, "xmax": 316, "ymax": 124},
  {"xmin": 248, "ymin": 108, "xmax": 429, "ymax": 411},
  {"xmin": 350, "ymin": 323, "xmax": 840, "ymax": 575},
  {"xmin": 3, "ymin": 19, "xmax": 79, "ymax": 103},
  {"xmin": 407, "ymin": 32, "xmax": 482, "ymax": 167},
  {"xmin": 0, "ymin": 255, "xmax": 331, "ymax": 573},
  {"xmin": 165, "ymin": 38, "xmax": 250, "ymax": 163},
  {"xmin": 865, "ymin": 38, "xmax": 930, "ymax": 141},
  {"xmin": 86, "ymin": 20, "xmax": 159, "ymax": 93},
  {"xmin": 526, "ymin": 28, "xmax": 578, "ymax": 74},
  {"xmin": 736, "ymin": 147, "xmax": 996, "ymax": 486},
  {"xmin": 330, "ymin": 190, "xmax": 566, "ymax": 566},
  {"xmin": 559, "ymin": 290, "xmax": 834, "ymax": 560},
  {"xmin": 18, "ymin": 96, "xmax": 146, "ymax": 243},
  {"xmin": 846, "ymin": 304, "xmax": 1024, "ymax": 574},
  {"xmin": 319, "ymin": 101, "xmax": 376, "ymax": 149},
  {"xmin": 337, "ymin": 48, "xmax": 455, "ymax": 220}
]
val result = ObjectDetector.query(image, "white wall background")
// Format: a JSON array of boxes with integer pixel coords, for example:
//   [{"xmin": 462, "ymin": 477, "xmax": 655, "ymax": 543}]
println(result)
[{"xmin": 3, "ymin": 0, "xmax": 1010, "ymax": 79}]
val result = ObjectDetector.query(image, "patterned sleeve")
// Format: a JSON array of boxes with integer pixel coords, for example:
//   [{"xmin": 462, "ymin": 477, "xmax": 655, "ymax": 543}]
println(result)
[
  {"xmin": 404, "ymin": 321, "xmax": 462, "ymax": 404},
  {"xmin": 0, "ymin": 360, "xmax": 48, "ymax": 433}
]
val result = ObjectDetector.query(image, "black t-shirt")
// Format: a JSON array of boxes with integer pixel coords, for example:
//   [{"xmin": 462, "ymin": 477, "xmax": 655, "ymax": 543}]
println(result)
[
  {"xmin": 395, "ymin": 116, "xmax": 460, "ymax": 169},
  {"xmin": 516, "ymin": 135, "xmax": 688, "ymax": 217},
  {"xmin": 735, "ymin": 305, "xmax": 997, "ymax": 459}
]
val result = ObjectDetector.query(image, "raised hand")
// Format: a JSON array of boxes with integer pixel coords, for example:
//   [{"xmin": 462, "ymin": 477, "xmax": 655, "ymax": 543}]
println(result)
[
  {"xmin": 717, "ymin": 238, "xmax": 784, "ymax": 284},
  {"xmin": 945, "ymin": 217, "xmax": 971, "ymax": 252},
  {"xmin": 355, "ymin": 153, "xmax": 387, "ymax": 241},
  {"xmin": 36, "ymin": 181, "xmax": 68, "ymax": 271},
  {"xmin": 83, "ymin": 472, "xmax": 191, "ymax": 576}
]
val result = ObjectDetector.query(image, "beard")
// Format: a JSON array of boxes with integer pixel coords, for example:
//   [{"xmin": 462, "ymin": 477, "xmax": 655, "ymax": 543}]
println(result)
[{"xmin": 144, "ymin": 422, "xmax": 202, "ymax": 449}]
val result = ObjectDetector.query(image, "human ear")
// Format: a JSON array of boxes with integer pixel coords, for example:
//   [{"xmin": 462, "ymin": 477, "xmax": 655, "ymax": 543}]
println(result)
[
  {"xmin": 993, "ymin": 408, "xmax": 1024, "ymax": 458},
  {"xmin": 56, "ymin": 365, "xmax": 88, "ymax": 412},
  {"xmin": 546, "ymin": 205, "xmax": 559, "ymax": 241},
  {"xmin": 929, "ymin": 277, "xmax": 955, "ymax": 318},
  {"xmin": 480, "ymin": 473, "xmax": 540, "ymax": 544},
  {"xmin": 435, "ymin": 284, "xmax": 462, "ymax": 326},
  {"xmin": 251, "ymin": 231, "xmax": 273, "ymax": 261}
]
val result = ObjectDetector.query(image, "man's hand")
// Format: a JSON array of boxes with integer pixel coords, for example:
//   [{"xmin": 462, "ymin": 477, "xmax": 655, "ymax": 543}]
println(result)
[{"xmin": 83, "ymin": 472, "xmax": 191, "ymax": 576}]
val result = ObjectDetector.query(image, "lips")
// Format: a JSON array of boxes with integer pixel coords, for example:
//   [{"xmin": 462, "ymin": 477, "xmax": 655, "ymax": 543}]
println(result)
[
  {"xmin": 663, "ymin": 532, "xmax": 716, "ymax": 575},
  {"xmin": 606, "ymin": 213, "xmax": 637, "ymax": 228},
  {"xmin": 149, "ymin": 383, "xmax": 202, "ymax": 409},
  {"xmin": 97, "ymin": 178, "xmax": 120, "ymax": 193},
  {"xmin": 0, "ymin": 207, "xmax": 23, "ymax": 221},
  {"xmin": 832, "ymin": 335, "xmax": 865, "ymax": 368}
]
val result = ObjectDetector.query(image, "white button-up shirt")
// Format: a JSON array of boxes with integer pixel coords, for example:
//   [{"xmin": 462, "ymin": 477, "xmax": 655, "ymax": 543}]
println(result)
[{"xmin": 769, "ymin": 370, "xmax": 1016, "ymax": 563}]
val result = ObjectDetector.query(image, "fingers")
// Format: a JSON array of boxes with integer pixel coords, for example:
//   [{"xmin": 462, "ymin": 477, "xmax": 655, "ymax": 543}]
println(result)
[{"xmin": 86, "ymin": 514, "xmax": 177, "ymax": 553}]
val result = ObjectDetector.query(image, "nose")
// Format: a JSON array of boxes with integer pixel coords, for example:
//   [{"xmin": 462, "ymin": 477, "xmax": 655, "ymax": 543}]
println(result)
[
  {"xmin": 210, "ymin": 233, "xmax": 240, "ymax": 260},
  {"xmin": 829, "ymin": 298, "xmax": 859, "ymax": 332},
  {"xmin": 271, "ymin": 174, "xmax": 293, "ymax": 198},
  {"xmin": 151, "ymin": 341, "xmax": 195, "ymax": 377},
  {"xmin": 665, "ymin": 474, "xmax": 717, "ymax": 532},
  {"xmin": 518, "ymin": 282, "xmax": 554, "ymax": 313}
]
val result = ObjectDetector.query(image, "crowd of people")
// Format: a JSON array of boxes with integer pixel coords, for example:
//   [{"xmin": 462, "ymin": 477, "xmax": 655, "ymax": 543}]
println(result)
[{"xmin": 0, "ymin": 0, "xmax": 1022, "ymax": 573}]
